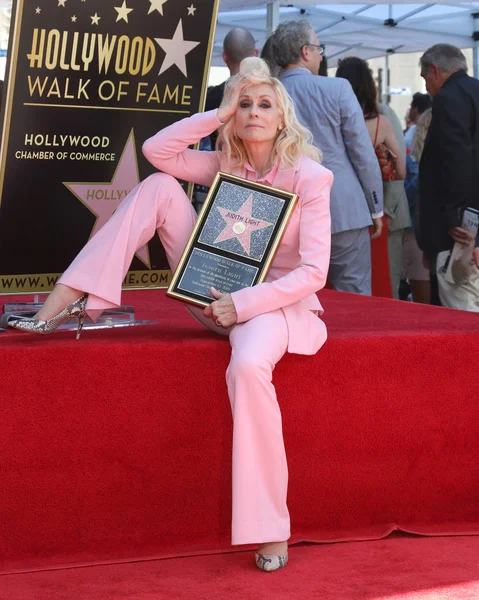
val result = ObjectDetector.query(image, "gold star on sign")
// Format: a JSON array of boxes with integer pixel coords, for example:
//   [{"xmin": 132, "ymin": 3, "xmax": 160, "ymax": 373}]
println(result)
[
  {"xmin": 58, "ymin": 0, "xmax": 67, "ymax": 6},
  {"xmin": 148, "ymin": 0, "xmax": 168, "ymax": 16},
  {"xmin": 71, "ymin": 15, "xmax": 77, "ymax": 22},
  {"xmin": 187, "ymin": 4, "xmax": 196, "ymax": 16},
  {"xmin": 114, "ymin": 1, "xmax": 133, "ymax": 23},
  {"xmin": 91, "ymin": 13, "xmax": 100, "ymax": 25},
  {"xmin": 35, "ymin": 6, "xmax": 41, "ymax": 13}
]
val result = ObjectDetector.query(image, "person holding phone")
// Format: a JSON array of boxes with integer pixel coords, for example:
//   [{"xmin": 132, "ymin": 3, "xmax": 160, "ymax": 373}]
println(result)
[{"xmin": 418, "ymin": 44, "xmax": 479, "ymax": 307}]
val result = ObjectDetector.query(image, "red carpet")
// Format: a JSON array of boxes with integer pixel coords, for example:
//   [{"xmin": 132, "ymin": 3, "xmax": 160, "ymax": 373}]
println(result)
[
  {"xmin": 1, "ymin": 535, "xmax": 478, "ymax": 600},
  {"xmin": 1, "ymin": 290, "xmax": 478, "ymax": 573}
]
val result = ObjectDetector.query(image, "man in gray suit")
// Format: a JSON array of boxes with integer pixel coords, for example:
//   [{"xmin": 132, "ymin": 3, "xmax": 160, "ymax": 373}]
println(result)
[{"xmin": 271, "ymin": 21, "xmax": 384, "ymax": 295}]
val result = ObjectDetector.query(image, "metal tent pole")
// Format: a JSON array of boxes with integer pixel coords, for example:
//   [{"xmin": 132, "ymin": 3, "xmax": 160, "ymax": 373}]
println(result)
[
  {"xmin": 473, "ymin": 13, "xmax": 479, "ymax": 78},
  {"xmin": 382, "ymin": 4, "xmax": 394, "ymax": 104},
  {"xmin": 266, "ymin": 0, "xmax": 280, "ymax": 36},
  {"xmin": 382, "ymin": 54, "xmax": 390, "ymax": 105}
]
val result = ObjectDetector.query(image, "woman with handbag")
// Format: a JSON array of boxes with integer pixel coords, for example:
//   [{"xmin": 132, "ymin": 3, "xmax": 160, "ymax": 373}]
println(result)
[
  {"xmin": 335, "ymin": 58, "xmax": 406, "ymax": 298},
  {"xmin": 335, "ymin": 57, "xmax": 406, "ymax": 181}
]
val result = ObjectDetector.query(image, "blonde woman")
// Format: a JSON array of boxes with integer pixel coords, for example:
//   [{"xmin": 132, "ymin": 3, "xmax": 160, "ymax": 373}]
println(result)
[
  {"xmin": 1, "ymin": 58, "xmax": 333, "ymax": 572},
  {"xmin": 403, "ymin": 108, "xmax": 433, "ymax": 303}
]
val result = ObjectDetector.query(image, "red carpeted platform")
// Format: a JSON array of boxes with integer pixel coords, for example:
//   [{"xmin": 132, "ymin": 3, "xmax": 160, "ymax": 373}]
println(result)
[{"xmin": 1, "ymin": 289, "xmax": 478, "ymax": 574}]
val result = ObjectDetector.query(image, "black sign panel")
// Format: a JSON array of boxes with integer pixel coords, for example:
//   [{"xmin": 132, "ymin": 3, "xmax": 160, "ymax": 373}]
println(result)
[{"xmin": 0, "ymin": 0, "xmax": 219, "ymax": 294}]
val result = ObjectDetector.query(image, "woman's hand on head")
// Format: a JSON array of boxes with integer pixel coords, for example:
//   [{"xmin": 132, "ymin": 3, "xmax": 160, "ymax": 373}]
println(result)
[
  {"xmin": 203, "ymin": 287, "xmax": 238, "ymax": 329},
  {"xmin": 217, "ymin": 75, "xmax": 249, "ymax": 124}
]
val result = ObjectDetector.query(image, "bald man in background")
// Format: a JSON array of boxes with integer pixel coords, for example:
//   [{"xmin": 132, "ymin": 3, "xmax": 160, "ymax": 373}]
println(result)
[{"xmin": 205, "ymin": 28, "xmax": 257, "ymax": 148}]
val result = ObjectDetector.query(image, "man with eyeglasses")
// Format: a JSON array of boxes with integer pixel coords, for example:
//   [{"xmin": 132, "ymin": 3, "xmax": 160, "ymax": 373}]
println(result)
[{"xmin": 271, "ymin": 21, "xmax": 384, "ymax": 296}]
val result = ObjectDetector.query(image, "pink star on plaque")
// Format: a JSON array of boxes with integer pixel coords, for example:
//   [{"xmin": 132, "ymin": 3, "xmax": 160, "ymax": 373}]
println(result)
[
  {"xmin": 215, "ymin": 194, "xmax": 272, "ymax": 255},
  {"xmin": 64, "ymin": 131, "xmax": 150, "ymax": 267}
]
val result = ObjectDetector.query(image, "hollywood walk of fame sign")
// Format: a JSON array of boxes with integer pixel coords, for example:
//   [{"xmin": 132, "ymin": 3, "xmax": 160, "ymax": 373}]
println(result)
[
  {"xmin": 167, "ymin": 173, "xmax": 298, "ymax": 308},
  {"xmin": 0, "ymin": 0, "xmax": 219, "ymax": 294}
]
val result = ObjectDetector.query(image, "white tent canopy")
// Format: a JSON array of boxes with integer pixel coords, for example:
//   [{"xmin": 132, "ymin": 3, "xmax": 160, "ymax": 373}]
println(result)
[
  {"xmin": 0, "ymin": 1, "xmax": 478, "ymax": 73},
  {"xmin": 216, "ymin": 1, "xmax": 479, "ymax": 70}
]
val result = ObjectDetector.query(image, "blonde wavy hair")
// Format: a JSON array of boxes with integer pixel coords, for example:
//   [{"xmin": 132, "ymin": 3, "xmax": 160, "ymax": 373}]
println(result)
[
  {"xmin": 411, "ymin": 108, "xmax": 432, "ymax": 162},
  {"xmin": 217, "ymin": 57, "xmax": 322, "ymax": 169}
]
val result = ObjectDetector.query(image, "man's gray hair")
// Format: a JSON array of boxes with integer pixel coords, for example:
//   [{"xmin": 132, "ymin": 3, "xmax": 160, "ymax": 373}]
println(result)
[
  {"xmin": 420, "ymin": 44, "xmax": 467, "ymax": 74},
  {"xmin": 223, "ymin": 28, "xmax": 256, "ymax": 65},
  {"xmin": 271, "ymin": 21, "xmax": 314, "ymax": 68}
]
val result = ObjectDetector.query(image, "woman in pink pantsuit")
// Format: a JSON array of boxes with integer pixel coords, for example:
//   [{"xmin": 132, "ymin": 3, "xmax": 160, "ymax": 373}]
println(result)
[{"xmin": 3, "ymin": 58, "xmax": 333, "ymax": 571}]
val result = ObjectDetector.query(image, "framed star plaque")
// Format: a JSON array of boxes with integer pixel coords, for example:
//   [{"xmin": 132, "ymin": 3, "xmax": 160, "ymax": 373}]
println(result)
[{"xmin": 167, "ymin": 172, "xmax": 298, "ymax": 307}]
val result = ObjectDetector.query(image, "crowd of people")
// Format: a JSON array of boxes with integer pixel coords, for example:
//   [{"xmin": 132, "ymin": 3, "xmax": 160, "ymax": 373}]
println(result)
[{"xmin": 206, "ymin": 24, "xmax": 479, "ymax": 312}]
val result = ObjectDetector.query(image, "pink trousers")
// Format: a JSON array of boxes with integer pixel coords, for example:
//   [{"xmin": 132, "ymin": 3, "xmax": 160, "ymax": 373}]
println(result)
[{"xmin": 60, "ymin": 174, "xmax": 291, "ymax": 545}]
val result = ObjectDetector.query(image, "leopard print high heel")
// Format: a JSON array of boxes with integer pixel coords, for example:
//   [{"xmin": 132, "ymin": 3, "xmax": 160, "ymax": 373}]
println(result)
[{"xmin": 1, "ymin": 294, "xmax": 88, "ymax": 339}]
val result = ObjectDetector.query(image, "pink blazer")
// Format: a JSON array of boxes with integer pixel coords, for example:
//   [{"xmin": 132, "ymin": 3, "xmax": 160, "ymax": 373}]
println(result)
[{"xmin": 143, "ymin": 110, "xmax": 333, "ymax": 355}]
